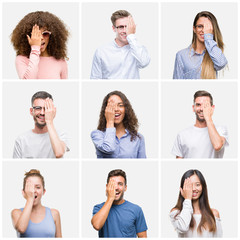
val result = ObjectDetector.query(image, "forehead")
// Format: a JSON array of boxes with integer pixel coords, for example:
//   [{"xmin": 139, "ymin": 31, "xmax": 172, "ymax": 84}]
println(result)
[
  {"xmin": 115, "ymin": 17, "xmax": 128, "ymax": 26},
  {"xmin": 190, "ymin": 174, "xmax": 201, "ymax": 183},
  {"xmin": 110, "ymin": 176, "xmax": 125, "ymax": 184},
  {"xmin": 33, "ymin": 98, "xmax": 46, "ymax": 106},
  {"xmin": 194, "ymin": 96, "xmax": 210, "ymax": 104},
  {"xmin": 108, "ymin": 95, "xmax": 123, "ymax": 103},
  {"xmin": 27, "ymin": 176, "xmax": 43, "ymax": 185},
  {"xmin": 196, "ymin": 16, "xmax": 209, "ymax": 25}
]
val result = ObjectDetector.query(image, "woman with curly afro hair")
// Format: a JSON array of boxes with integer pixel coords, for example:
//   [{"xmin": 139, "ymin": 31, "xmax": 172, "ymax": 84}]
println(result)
[
  {"xmin": 11, "ymin": 11, "xmax": 69, "ymax": 79},
  {"xmin": 91, "ymin": 91, "xmax": 146, "ymax": 158}
]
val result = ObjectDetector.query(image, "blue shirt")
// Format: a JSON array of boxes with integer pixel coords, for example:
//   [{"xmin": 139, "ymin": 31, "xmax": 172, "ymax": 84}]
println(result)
[
  {"xmin": 173, "ymin": 33, "xmax": 227, "ymax": 79},
  {"xmin": 93, "ymin": 200, "xmax": 148, "ymax": 238},
  {"xmin": 91, "ymin": 128, "xmax": 146, "ymax": 158},
  {"xmin": 18, "ymin": 207, "xmax": 56, "ymax": 238}
]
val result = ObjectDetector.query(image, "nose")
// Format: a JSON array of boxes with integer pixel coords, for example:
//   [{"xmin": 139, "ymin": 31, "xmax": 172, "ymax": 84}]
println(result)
[
  {"xmin": 192, "ymin": 185, "xmax": 197, "ymax": 191},
  {"xmin": 40, "ymin": 107, "xmax": 45, "ymax": 114}
]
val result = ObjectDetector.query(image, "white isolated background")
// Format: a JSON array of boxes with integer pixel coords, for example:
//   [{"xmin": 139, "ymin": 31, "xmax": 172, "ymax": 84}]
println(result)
[
  {"xmin": 161, "ymin": 81, "xmax": 238, "ymax": 158},
  {"xmin": 2, "ymin": 161, "xmax": 79, "ymax": 237},
  {"xmin": 82, "ymin": 81, "xmax": 159, "ymax": 158},
  {"xmin": 2, "ymin": 2, "xmax": 79, "ymax": 79},
  {"xmin": 2, "ymin": 81, "xmax": 79, "ymax": 158},
  {"xmin": 82, "ymin": 160, "xmax": 159, "ymax": 237},
  {"xmin": 82, "ymin": 2, "xmax": 159, "ymax": 79},
  {"xmin": 161, "ymin": 2, "xmax": 238, "ymax": 79},
  {"xmin": 161, "ymin": 161, "xmax": 238, "ymax": 238}
]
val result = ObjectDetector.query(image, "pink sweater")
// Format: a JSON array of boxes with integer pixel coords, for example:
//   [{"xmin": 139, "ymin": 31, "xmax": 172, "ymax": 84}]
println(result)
[{"xmin": 15, "ymin": 45, "xmax": 68, "ymax": 79}]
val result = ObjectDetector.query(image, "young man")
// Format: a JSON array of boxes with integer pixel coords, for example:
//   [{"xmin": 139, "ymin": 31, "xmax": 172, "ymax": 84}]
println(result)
[
  {"xmin": 172, "ymin": 90, "xmax": 228, "ymax": 158},
  {"xmin": 90, "ymin": 10, "xmax": 150, "ymax": 79},
  {"xmin": 91, "ymin": 169, "xmax": 147, "ymax": 238},
  {"xmin": 13, "ymin": 91, "xmax": 69, "ymax": 158}
]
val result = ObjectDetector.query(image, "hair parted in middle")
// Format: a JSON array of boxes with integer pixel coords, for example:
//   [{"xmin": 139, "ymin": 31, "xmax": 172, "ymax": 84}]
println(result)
[
  {"xmin": 31, "ymin": 91, "xmax": 53, "ymax": 106},
  {"xmin": 97, "ymin": 90, "xmax": 139, "ymax": 141},
  {"xmin": 107, "ymin": 169, "xmax": 127, "ymax": 185},
  {"xmin": 194, "ymin": 90, "xmax": 213, "ymax": 106},
  {"xmin": 172, "ymin": 169, "xmax": 216, "ymax": 234},
  {"xmin": 111, "ymin": 10, "xmax": 131, "ymax": 26},
  {"xmin": 192, "ymin": 11, "xmax": 225, "ymax": 79}
]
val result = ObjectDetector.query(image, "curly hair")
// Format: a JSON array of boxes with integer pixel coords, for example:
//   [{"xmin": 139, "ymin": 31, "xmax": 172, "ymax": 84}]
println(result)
[
  {"xmin": 11, "ymin": 11, "xmax": 69, "ymax": 60},
  {"xmin": 97, "ymin": 91, "xmax": 139, "ymax": 141}
]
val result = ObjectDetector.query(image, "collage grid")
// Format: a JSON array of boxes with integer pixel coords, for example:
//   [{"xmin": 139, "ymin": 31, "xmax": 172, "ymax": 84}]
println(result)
[{"xmin": 0, "ymin": 0, "xmax": 239, "ymax": 239}]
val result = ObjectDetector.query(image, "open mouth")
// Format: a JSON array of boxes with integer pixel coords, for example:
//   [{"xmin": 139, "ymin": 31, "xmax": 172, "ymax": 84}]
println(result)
[
  {"xmin": 192, "ymin": 192, "xmax": 198, "ymax": 197},
  {"xmin": 37, "ymin": 115, "xmax": 45, "ymax": 120},
  {"xmin": 115, "ymin": 114, "xmax": 120, "ymax": 117},
  {"xmin": 35, "ymin": 195, "xmax": 37, "ymax": 199},
  {"xmin": 115, "ymin": 192, "xmax": 120, "ymax": 196}
]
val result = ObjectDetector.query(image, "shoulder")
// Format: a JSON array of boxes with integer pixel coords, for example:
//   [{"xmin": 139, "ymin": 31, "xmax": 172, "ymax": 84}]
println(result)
[
  {"xmin": 15, "ymin": 130, "xmax": 32, "ymax": 141},
  {"xmin": 176, "ymin": 126, "xmax": 195, "ymax": 137},
  {"xmin": 16, "ymin": 55, "xmax": 28, "ymax": 62},
  {"xmin": 211, "ymin": 208, "xmax": 220, "ymax": 218},
  {"xmin": 125, "ymin": 201, "xmax": 142, "ymax": 211},
  {"xmin": 91, "ymin": 129, "xmax": 104, "ymax": 137},
  {"xmin": 11, "ymin": 208, "xmax": 22, "ymax": 218},
  {"xmin": 50, "ymin": 208, "xmax": 61, "ymax": 221},
  {"xmin": 170, "ymin": 207, "xmax": 179, "ymax": 213},
  {"xmin": 176, "ymin": 47, "xmax": 190, "ymax": 57}
]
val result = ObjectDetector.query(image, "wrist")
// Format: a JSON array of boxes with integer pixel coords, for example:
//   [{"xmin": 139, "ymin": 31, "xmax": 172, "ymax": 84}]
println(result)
[{"xmin": 106, "ymin": 121, "xmax": 114, "ymax": 128}]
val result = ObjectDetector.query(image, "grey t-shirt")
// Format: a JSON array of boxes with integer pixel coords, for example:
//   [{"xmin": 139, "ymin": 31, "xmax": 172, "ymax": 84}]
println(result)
[
  {"xmin": 13, "ymin": 130, "xmax": 69, "ymax": 158},
  {"xmin": 172, "ymin": 125, "xmax": 229, "ymax": 158}
]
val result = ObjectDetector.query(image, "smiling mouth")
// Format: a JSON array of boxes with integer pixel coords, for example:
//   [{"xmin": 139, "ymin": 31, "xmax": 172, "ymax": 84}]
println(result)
[
  {"xmin": 115, "ymin": 192, "xmax": 120, "ymax": 196},
  {"xmin": 115, "ymin": 114, "xmax": 120, "ymax": 117}
]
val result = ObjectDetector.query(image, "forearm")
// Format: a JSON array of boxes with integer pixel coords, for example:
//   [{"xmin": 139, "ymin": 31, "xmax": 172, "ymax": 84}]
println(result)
[
  {"xmin": 91, "ymin": 199, "xmax": 113, "ymax": 231},
  {"xmin": 47, "ymin": 122, "xmax": 66, "ymax": 158},
  {"xmin": 206, "ymin": 119, "xmax": 224, "ymax": 151},
  {"xmin": 137, "ymin": 231, "xmax": 147, "ymax": 238}
]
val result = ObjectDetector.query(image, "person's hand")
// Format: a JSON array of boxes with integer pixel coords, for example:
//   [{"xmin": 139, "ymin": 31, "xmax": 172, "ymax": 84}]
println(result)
[
  {"xmin": 27, "ymin": 24, "xmax": 42, "ymax": 46},
  {"xmin": 105, "ymin": 100, "xmax": 116, "ymax": 127},
  {"xmin": 202, "ymin": 99, "xmax": 214, "ymax": 122},
  {"xmin": 126, "ymin": 16, "xmax": 136, "ymax": 35},
  {"xmin": 45, "ymin": 98, "xmax": 56, "ymax": 124},
  {"xmin": 203, "ymin": 18, "xmax": 213, "ymax": 34},
  {"xmin": 180, "ymin": 178, "xmax": 193, "ymax": 200},
  {"xmin": 106, "ymin": 179, "xmax": 116, "ymax": 201},
  {"xmin": 22, "ymin": 180, "xmax": 35, "ymax": 201}
]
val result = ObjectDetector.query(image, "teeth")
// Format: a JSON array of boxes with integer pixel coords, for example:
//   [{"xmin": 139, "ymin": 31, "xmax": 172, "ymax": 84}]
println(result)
[{"xmin": 115, "ymin": 114, "xmax": 120, "ymax": 117}]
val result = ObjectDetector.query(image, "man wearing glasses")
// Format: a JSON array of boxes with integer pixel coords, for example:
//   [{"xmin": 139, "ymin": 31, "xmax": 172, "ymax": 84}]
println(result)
[
  {"xmin": 13, "ymin": 91, "xmax": 69, "ymax": 158},
  {"xmin": 90, "ymin": 10, "xmax": 150, "ymax": 79},
  {"xmin": 172, "ymin": 90, "xmax": 228, "ymax": 158}
]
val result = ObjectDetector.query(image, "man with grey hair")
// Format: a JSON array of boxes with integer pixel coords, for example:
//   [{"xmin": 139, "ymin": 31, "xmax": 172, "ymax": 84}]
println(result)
[
  {"xmin": 13, "ymin": 91, "xmax": 69, "ymax": 158},
  {"xmin": 90, "ymin": 10, "xmax": 150, "ymax": 79},
  {"xmin": 172, "ymin": 90, "xmax": 228, "ymax": 158}
]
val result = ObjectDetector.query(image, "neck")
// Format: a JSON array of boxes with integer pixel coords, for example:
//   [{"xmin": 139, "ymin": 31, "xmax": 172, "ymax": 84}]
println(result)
[
  {"xmin": 194, "ymin": 119, "xmax": 207, "ymax": 128},
  {"xmin": 115, "ymin": 123, "xmax": 126, "ymax": 138},
  {"xmin": 32, "ymin": 203, "xmax": 44, "ymax": 212},
  {"xmin": 194, "ymin": 40, "xmax": 205, "ymax": 54},
  {"xmin": 115, "ymin": 38, "xmax": 128, "ymax": 47},
  {"xmin": 40, "ymin": 50, "xmax": 50, "ymax": 57},
  {"xmin": 32, "ymin": 124, "xmax": 48, "ymax": 134},
  {"xmin": 192, "ymin": 199, "xmax": 201, "ymax": 214},
  {"xmin": 113, "ymin": 199, "xmax": 125, "ymax": 205}
]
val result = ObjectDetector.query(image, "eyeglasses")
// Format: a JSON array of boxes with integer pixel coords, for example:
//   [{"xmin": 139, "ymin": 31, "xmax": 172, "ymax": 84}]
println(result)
[
  {"xmin": 41, "ymin": 31, "xmax": 51, "ymax": 38},
  {"xmin": 33, "ymin": 106, "xmax": 45, "ymax": 111},
  {"xmin": 115, "ymin": 25, "xmax": 127, "ymax": 31},
  {"xmin": 195, "ymin": 24, "xmax": 204, "ymax": 31}
]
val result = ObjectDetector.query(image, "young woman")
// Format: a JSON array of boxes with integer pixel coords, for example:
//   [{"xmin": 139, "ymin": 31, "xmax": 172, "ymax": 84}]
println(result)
[
  {"xmin": 11, "ymin": 11, "xmax": 69, "ymax": 79},
  {"xmin": 169, "ymin": 169, "xmax": 222, "ymax": 237},
  {"xmin": 11, "ymin": 169, "xmax": 62, "ymax": 237},
  {"xmin": 173, "ymin": 11, "xmax": 227, "ymax": 79},
  {"xmin": 91, "ymin": 91, "xmax": 146, "ymax": 158}
]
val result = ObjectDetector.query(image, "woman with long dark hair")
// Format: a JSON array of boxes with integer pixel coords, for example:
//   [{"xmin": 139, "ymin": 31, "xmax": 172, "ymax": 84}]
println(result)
[
  {"xmin": 91, "ymin": 91, "xmax": 146, "ymax": 158},
  {"xmin": 173, "ymin": 11, "xmax": 227, "ymax": 79},
  {"xmin": 169, "ymin": 169, "xmax": 222, "ymax": 237}
]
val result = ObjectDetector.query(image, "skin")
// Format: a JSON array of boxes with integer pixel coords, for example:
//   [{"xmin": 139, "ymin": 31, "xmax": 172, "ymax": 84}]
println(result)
[
  {"xmin": 27, "ymin": 24, "xmax": 50, "ymax": 57},
  {"xmin": 112, "ymin": 16, "xmax": 136, "ymax": 47},
  {"xmin": 11, "ymin": 176, "xmax": 62, "ymax": 237},
  {"xmin": 30, "ymin": 98, "xmax": 66, "ymax": 158},
  {"xmin": 105, "ymin": 95, "xmax": 126, "ymax": 139},
  {"xmin": 193, "ymin": 17, "xmax": 213, "ymax": 54}
]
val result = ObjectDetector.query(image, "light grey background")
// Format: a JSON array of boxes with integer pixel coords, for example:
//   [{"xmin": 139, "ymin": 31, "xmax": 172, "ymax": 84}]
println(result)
[
  {"xmin": 82, "ymin": 2, "xmax": 159, "ymax": 79},
  {"xmin": 82, "ymin": 160, "xmax": 159, "ymax": 237},
  {"xmin": 161, "ymin": 2, "xmax": 238, "ymax": 79},
  {"xmin": 2, "ymin": 161, "xmax": 79, "ymax": 237},
  {"xmin": 82, "ymin": 81, "xmax": 159, "ymax": 158},
  {"xmin": 2, "ymin": 2, "xmax": 79, "ymax": 79},
  {"xmin": 2, "ymin": 81, "xmax": 79, "ymax": 158},
  {"xmin": 161, "ymin": 81, "xmax": 238, "ymax": 158},
  {"xmin": 161, "ymin": 160, "xmax": 238, "ymax": 237}
]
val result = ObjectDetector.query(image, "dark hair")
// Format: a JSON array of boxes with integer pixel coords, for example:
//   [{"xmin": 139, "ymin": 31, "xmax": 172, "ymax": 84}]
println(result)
[
  {"xmin": 194, "ymin": 90, "xmax": 213, "ymax": 106},
  {"xmin": 97, "ymin": 91, "xmax": 139, "ymax": 141},
  {"xmin": 11, "ymin": 11, "xmax": 69, "ymax": 60},
  {"xmin": 23, "ymin": 169, "xmax": 45, "ymax": 190},
  {"xmin": 107, "ymin": 169, "xmax": 127, "ymax": 185},
  {"xmin": 111, "ymin": 10, "xmax": 131, "ymax": 26},
  {"xmin": 173, "ymin": 169, "xmax": 216, "ymax": 234},
  {"xmin": 31, "ymin": 91, "xmax": 53, "ymax": 106}
]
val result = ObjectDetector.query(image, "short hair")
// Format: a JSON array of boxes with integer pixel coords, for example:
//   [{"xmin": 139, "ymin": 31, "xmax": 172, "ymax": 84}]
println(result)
[
  {"xmin": 107, "ymin": 169, "xmax": 127, "ymax": 185},
  {"xmin": 194, "ymin": 90, "xmax": 213, "ymax": 106},
  {"xmin": 31, "ymin": 91, "xmax": 53, "ymax": 106},
  {"xmin": 23, "ymin": 169, "xmax": 45, "ymax": 190},
  {"xmin": 111, "ymin": 10, "xmax": 131, "ymax": 26}
]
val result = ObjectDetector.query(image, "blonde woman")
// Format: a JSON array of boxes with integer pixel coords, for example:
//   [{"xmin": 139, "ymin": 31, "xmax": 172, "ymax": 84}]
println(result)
[
  {"xmin": 11, "ymin": 169, "xmax": 62, "ymax": 237},
  {"xmin": 173, "ymin": 11, "xmax": 227, "ymax": 79}
]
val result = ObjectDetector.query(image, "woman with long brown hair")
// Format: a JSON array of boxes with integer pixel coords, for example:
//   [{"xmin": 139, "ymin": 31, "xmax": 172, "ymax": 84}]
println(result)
[
  {"xmin": 173, "ymin": 11, "xmax": 227, "ymax": 79},
  {"xmin": 91, "ymin": 91, "xmax": 146, "ymax": 158},
  {"xmin": 169, "ymin": 169, "xmax": 222, "ymax": 237}
]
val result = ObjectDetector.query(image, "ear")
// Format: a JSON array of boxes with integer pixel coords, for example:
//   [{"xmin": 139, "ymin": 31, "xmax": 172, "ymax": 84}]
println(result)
[
  {"xmin": 43, "ymin": 189, "xmax": 46, "ymax": 195},
  {"xmin": 212, "ymin": 105, "xmax": 215, "ymax": 110},
  {"xmin": 193, "ymin": 26, "xmax": 196, "ymax": 34},
  {"xmin": 124, "ymin": 184, "xmax": 127, "ymax": 192},
  {"xmin": 192, "ymin": 105, "xmax": 195, "ymax": 112},
  {"xmin": 112, "ymin": 25, "xmax": 116, "ymax": 33},
  {"xmin": 30, "ymin": 107, "xmax": 33, "ymax": 116}
]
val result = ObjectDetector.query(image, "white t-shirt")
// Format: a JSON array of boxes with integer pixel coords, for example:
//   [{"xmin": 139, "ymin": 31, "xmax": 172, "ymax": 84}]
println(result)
[
  {"xmin": 13, "ymin": 130, "xmax": 69, "ymax": 158},
  {"xmin": 172, "ymin": 125, "xmax": 229, "ymax": 158}
]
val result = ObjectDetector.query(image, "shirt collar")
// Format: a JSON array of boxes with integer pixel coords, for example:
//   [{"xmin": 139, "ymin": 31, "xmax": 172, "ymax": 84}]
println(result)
[{"xmin": 189, "ymin": 45, "xmax": 206, "ymax": 57}]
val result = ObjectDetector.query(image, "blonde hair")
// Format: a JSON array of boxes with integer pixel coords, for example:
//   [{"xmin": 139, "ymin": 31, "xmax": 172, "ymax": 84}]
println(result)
[
  {"xmin": 192, "ymin": 11, "xmax": 224, "ymax": 79},
  {"xmin": 23, "ymin": 169, "xmax": 45, "ymax": 190}
]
